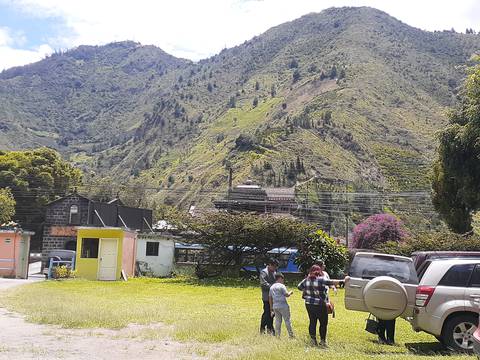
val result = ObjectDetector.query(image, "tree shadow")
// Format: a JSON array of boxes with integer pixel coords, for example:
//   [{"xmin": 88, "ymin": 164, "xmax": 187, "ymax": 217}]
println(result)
[{"xmin": 405, "ymin": 342, "xmax": 453, "ymax": 356}]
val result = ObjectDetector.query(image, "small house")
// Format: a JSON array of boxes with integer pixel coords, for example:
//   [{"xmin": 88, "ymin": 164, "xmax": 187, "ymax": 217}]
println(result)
[
  {"xmin": 75, "ymin": 227, "xmax": 137, "ymax": 281},
  {"xmin": 0, "ymin": 228, "xmax": 33, "ymax": 279},
  {"xmin": 42, "ymin": 193, "xmax": 152, "ymax": 260},
  {"xmin": 136, "ymin": 234, "xmax": 175, "ymax": 277}
]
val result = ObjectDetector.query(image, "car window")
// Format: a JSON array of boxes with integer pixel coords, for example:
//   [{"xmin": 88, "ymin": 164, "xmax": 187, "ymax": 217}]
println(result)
[
  {"xmin": 349, "ymin": 255, "xmax": 418, "ymax": 284},
  {"xmin": 469, "ymin": 265, "xmax": 480, "ymax": 288},
  {"xmin": 417, "ymin": 260, "xmax": 432, "ymax": 280},
  {"xmin": 438, "ymin": 264, "xmax": 474, "ymax": 287}
]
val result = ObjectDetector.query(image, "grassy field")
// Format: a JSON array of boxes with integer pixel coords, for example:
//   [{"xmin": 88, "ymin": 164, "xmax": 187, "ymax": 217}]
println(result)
[{"xmin": 0, "ymin": 277, "xmax": 473, "ymax": 360}]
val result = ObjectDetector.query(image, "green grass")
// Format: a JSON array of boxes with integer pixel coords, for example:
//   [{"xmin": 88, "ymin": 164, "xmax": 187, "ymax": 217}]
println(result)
[{"xmin": 0, "ymin": 277, "xmax": 472, "ymax": 359}]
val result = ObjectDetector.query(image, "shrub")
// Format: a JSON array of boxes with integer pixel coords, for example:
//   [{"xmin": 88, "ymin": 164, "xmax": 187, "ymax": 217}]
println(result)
[
  {"xmin": 352, "ymin": 213, "xmax": 408, "ymax": 249},
  {"xmin": 296, "ymin": 229, "xmax": 348, "ymax": 277},
  {"xmin": 473, "ymin": 211, "xmax": 480, "ymax": 236},
  {"xmin": 376, "ymin": 231, "xmax": 480, "ymax": 256},
  {"xmin": 292, "ymin": 69, "xmax": 301, "ymax": 83},
  {"xmin": 53, "ymin": 265, "xmax": 76, "ymax": 279},
  {"xmin": 234, "ymin": 134, "xmax": 256, "ymax": 151}
]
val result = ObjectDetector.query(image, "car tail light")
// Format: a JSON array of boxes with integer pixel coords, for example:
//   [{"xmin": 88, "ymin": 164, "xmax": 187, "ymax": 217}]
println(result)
[{"xmin": 416, "ymin": 286, "xmax": 435, "ymax": 307}]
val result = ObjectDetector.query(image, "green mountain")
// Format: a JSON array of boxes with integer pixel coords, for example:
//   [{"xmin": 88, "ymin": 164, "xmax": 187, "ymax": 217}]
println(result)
[{"xmin": 1, "ymin": 7, "xmax": 480, "ymax": 208}]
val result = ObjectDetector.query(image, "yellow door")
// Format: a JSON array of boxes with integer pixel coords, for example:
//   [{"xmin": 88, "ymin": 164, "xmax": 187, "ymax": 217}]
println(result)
[{"xmin": 98, "ymin": 238, "xmax": 118, "ymax": 280}]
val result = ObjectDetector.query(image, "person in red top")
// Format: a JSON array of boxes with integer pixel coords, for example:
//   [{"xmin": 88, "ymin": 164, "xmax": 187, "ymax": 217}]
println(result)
[{"xmin": 298, "ymin": 265, "xmax": 344, "ymax": 347}]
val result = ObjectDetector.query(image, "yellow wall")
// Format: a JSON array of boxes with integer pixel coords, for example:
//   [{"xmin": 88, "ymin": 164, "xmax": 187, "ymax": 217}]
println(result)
[{"xmin": 76, "ymin": 228, "xmax": 124, "ymax": 280}]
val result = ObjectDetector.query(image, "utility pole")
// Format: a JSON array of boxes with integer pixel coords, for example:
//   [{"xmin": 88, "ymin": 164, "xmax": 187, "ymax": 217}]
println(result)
[
  {"xmin": 305, "ymin": 182, "xmax": 309, "ymax": 222},
  {"xmin": 345, "ymin": 213, "xmax": 349, "ymax": 248}
]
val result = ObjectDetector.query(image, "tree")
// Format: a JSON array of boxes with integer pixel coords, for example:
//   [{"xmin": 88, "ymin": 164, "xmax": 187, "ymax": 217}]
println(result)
[
  {"xmin": 0, "ymin": 148, "xmax": 82, "ymax": 233},
  {"xmin": 176, "ymin": 212, "xmax": 314, "ymax": 277},
  {"xmin": 255, "ymin": 81, "xmax": 260, "ymax": 91},
  {"xmin": 234, "ymin": 134, "xmax": 256, "ymax": 151},
  {"xmin": 473, "ymin": 212, "xmax": 480, "ymax": 236},
  {"xmin": 270, "ymin": 84, "xmax": 276, "ymax": 97},
  {"xmin": 329, "ymin": 65, "xmax": 337, "ymax": 79},
  {"xmin": 252, "ymin": 97, "xmax": 259, "ymax": 108},
  {"xmin": 292, "ymin": 69, "xmax": 301, "ymax": 83},
  {"xmin": 296, "ymin": 229, "xmax": 348, "ymax": 277},
  {"xmin": 432, "ymin": 59, "xmax": 480, "ymax": 233},
  {"xmin": 207, "ymin": 83, "xmax": 213, "ymax": 92},
  {"xmin": 0, "ymin": 188, "xmax": 15, "ymax": 223},
  {"xmin": 351, "ymin": 214, "xmax": 408, "ymax": 249},
  {"xmin": 228, "ymin": 96, "xmax": 236, "ymax": 108}
]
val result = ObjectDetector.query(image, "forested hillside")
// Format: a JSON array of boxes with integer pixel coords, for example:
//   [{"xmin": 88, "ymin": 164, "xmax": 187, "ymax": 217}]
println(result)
[{"xmin": 1, "ymin": 6, "xmax": 480, "ymax": 208}]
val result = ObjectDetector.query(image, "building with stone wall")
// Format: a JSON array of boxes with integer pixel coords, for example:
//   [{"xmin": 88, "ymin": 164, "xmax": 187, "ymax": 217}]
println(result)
[{"xmin": 42, "ymin": 193, "xmax": 152, "ymax": 258}]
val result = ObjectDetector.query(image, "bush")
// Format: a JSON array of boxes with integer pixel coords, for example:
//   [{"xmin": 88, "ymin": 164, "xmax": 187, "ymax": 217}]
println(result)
[
  {"xmin": 352, "ymin": 213, "xmax": 408, "ymax": 249},
  {"xmin": 296, "ymin": 229, "xmax": 348, "ymax": 277},
  {"xmin": 234, "ymin": 134, "xmax": 256, "ymax": 151},
  {"xmin": 376, "ymin": 231, "xmax": 480, "ymax": 256},
  {"xmin": 473, "ymin": 211, "xmax": 480, "ymax": 236},
  {"xmin": 53, "ymin": 265, "xmax": 76, "ymax": 279}
]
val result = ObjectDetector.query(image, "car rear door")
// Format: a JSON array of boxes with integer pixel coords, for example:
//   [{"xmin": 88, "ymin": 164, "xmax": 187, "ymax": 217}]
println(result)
[
  {"xmin": 465, "ymin": 263, "xmax": 480, "ymax": 311},
  {"xmin": 345, "ymin": 253, "xmax": 418, "ymax": 319}
]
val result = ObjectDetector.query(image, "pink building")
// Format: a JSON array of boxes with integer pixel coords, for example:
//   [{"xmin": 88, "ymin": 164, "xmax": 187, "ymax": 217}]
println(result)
[{"xmin": 0, "ymin": 229, "xmax": 33, "ymax": 278}]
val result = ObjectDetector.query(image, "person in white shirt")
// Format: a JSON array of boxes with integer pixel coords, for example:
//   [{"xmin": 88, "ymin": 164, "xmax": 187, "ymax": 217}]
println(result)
[{"xmin": 268, "ymin": 272, "xmax": 294, "ymax": 337}]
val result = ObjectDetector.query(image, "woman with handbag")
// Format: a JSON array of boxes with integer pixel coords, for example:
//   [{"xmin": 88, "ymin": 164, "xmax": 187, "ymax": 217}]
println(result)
[{"xmin": 298, "ymin": 265, "xmax": 344, "ymax": 347}]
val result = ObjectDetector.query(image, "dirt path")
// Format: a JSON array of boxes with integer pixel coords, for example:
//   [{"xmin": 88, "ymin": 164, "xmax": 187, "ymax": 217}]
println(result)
[{"xmin": 0, "ymin": 279, "xmax": 205, "ymax": 360}]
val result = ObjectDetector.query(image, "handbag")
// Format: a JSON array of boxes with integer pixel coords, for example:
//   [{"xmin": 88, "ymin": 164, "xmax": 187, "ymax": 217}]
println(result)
[
  {"xmin": 365, "ymin": 314, "xmax": 378, "ymax": 334},
  {"xmin": 326, "ymin": 301, "xmax": 335, "ymax": 315}
]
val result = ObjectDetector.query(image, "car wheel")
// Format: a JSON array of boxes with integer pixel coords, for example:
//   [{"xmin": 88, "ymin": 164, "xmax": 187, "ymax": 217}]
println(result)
[
  {"xmin": 435, "ymin": 335, "xmax": 444, "ymax": 345},
  {"xmin": 442, "ymin": 314, "xmax": 477, "ymax": 352}
]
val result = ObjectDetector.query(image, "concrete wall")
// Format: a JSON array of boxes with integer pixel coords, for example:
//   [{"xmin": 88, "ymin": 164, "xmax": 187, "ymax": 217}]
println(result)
[
  {"xmin": 0, "ymin": 230, "xmax": 31, "ymax": 278},
  {"xmin": 122, "ymin": 231, "xmax": 137, "ymax": 278},
  {"xmin": 136, "ymin": 236, "xmax": 174, "ymax": 277},
  {"xmin": 76, "ymin": 228, "xmax": 124, "ymax": 280}
]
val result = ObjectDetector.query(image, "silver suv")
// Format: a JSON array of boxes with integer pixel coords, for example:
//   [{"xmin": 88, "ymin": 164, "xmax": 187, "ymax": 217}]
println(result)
[
  {"xmin": 345, "ymin": 253, "xmax": 480, "ymax": 352},
  {"xmin": 412, "ymin": 258, "xmax": 480, "ymax": 352},
  {"xmin": 345, "ymin": 252, "xmax": 418, "ymax": 321}
]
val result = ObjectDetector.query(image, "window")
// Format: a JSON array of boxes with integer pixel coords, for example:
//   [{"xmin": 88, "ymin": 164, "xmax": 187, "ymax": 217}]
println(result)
[
  {"xmin": 439, "ymin": 264, "xmax": 474, "ymax": 287},
  {"xmin": 469, "ymin": 265, "xmax": 480, "ymax": 287},
  {"xmin": 146, "ymin": 242, "xmax": 159, "ymax": 256},
  {"xmin": 81, "ymin": 238, "xmax": 99, "ymax": 258},
  {"xmin": 69, "ymin": 205, "xmax": 80, "ymax": 224},
  {"xmin": 349, "ymin": 254, "xmax": 418, "ymax": 284}
]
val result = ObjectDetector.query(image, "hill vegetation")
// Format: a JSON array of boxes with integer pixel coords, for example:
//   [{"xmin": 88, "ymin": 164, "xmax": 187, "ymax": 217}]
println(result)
[{"xmin": 1, "ymin": 7, "xmax": 480, "ymax": 213}]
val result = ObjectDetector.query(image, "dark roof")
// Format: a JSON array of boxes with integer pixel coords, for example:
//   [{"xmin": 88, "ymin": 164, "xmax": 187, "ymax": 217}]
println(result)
[
  {"xmin": 45, "ymin": 193, "xmax": 91, "ymax": 206},
  {"xmin": 107, "ymin": 198, "xmax": 124, "ymax": 206}
]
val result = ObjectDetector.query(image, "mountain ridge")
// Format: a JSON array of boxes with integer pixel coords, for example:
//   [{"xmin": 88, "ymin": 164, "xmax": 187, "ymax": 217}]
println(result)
[{"xmin": 1, "ymin": 6, "xmax": 480, "ymax": 212}]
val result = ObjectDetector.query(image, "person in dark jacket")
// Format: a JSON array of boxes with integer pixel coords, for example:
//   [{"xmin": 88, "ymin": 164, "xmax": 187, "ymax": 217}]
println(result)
[
  {"xmin": 377, "ymin": 318, "xmax": 396, "ymax": 345},
  {"xmin": 298, "ymin": 265, "xmax": 343, "ymax": 347},
  {"xmin": 259, "ymin": 258, "xmax": 279, "ymax": 334}
]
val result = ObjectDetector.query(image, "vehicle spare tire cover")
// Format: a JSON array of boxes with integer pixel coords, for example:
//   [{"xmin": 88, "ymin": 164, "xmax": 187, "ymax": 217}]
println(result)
[{"xmin": 363, "ymin": 276, "xmax": 407, "ymax": 320}]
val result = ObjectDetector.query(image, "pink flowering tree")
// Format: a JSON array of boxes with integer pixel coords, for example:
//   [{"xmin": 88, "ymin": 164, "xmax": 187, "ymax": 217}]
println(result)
[{"xmin": 352, "ymin": 214, "xmax": 408, "ymax": 249}]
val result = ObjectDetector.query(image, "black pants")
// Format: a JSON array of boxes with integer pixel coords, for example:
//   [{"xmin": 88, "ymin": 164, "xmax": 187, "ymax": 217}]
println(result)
[
  {"xmin": 260, "ymin": 300, "xmax": 274, "ymax": 334},
  {"xmin": 305, "ymin": 302, "xmax": 328, "ymax": 341},
  {"xmin": 377, "ymin": 319, "xmax": 396, "ymax": 343}
]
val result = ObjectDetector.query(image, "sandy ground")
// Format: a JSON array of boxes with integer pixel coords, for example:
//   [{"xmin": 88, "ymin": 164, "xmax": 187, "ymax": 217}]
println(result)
[{"xmin": 0, "ymin": 278, "xmax": 205, "ymax": 360}]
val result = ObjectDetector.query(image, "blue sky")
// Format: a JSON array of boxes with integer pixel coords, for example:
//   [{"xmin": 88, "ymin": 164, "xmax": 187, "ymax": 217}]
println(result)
[{"xmin": 0, "ymin": 0, "xmax": 479, "ymax": 70}]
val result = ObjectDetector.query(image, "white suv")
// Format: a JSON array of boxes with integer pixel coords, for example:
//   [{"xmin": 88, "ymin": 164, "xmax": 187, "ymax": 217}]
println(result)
[
  {"xmin": 412, "ymin": 258, "xmax": 480, "ymax": 352},
  {"xmin": 345, "ymin": 253, "xmax": 480, "ymax": 352},
  {"xmin": 345, "ymin": 253, "xmax": 418, "ymax": 321}
]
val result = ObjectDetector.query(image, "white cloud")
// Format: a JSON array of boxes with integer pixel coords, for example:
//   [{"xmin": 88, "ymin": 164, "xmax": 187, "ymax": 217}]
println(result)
[
  {"xmin": 1, "ymin": 0, "xmax": 480, "ymax": 68},
  {"xmin": 0, "ymin": 43, "xmax": 53, "ymax": 70},
  {"xmin": 0, "ymin": 27, "xmax": 52, "ymax": 70}
]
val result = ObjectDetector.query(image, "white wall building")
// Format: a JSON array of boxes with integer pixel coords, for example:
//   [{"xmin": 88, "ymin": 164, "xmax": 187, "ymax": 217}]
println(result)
[{"xmin": 136, "ymin": 234, "xmax": 175, "ymax": 277}]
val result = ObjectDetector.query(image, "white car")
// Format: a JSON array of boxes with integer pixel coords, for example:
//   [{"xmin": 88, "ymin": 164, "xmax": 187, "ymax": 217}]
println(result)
[
  {"xmin": 345, "ymin": 252, "xmax": 418, "ymax": 321},
  {"xmin": 345, "ymin": 253, "xmax": 480, "ymax": 352},
  {"xmin": 412, "ymin": 258, "xmax": 480, "ymax": 352}
]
